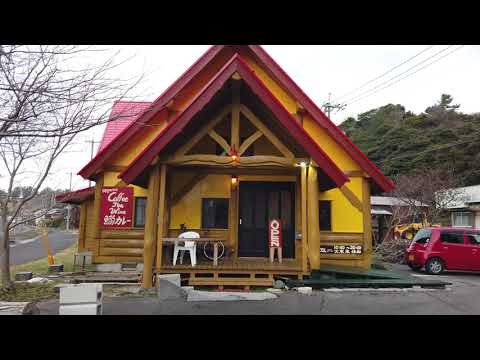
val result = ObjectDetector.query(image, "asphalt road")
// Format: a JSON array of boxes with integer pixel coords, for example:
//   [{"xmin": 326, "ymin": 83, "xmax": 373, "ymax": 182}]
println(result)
[
  {"xmin": 36, "ymin": 264, "xmax": 480, "ymax": 315},
  {"xmin": 9, "ymin": 230, "xmax": 76, "ymax": 266}
]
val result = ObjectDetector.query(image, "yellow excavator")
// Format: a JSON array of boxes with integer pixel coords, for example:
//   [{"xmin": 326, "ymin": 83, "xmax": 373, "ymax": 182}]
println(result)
[{"xmin": 393, "ymin": 212, "xmax": 437, "ymax": 241}]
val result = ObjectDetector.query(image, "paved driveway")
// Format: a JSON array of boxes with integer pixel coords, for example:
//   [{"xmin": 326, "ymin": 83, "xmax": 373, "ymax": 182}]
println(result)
[
  {"xmin": 9, "ymin": 230, "xmax": 76, "ymax": 265},
  {"xmin": 36, "ymin": 265, "xmax": 480, "ymax": 315}
]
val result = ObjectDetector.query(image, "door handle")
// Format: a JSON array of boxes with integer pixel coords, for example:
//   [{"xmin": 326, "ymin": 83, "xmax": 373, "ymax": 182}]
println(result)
[{"xmin": 239, "ymin": 218, "xmax": 242, "ymax": 225}]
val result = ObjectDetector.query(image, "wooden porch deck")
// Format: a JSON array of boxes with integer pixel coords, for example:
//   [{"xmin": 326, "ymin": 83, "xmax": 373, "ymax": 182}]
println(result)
[{"xmin": 158, "ymin": 257, "xmax": 304, "ymax": 288}]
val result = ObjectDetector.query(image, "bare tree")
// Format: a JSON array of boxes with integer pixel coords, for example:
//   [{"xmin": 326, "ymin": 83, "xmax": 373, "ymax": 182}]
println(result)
[
  {"xmin": 0, "ymin": 45, "xmax": 144, "ymax": 289},
  {"xmin": 391, "ymin": 167, "xmax": 464, "ymax": 224}
]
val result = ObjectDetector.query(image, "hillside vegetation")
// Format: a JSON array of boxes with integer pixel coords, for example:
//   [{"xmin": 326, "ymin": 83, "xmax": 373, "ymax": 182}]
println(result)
[{"xmin": 339, "ymin": 94, "xmax": 480, "ymax": 188}]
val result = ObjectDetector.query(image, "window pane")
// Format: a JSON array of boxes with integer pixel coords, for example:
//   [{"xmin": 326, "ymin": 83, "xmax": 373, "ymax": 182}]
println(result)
[
  {"xmin": 202, "ymin": 198, "xmax": 229, "ymax": 229},
  {"xmin": 319, "ymin": 201, "xmax": 332, "ymax": 231},
  {"xmin": 254, "ymin": 191, "xmax": 266, "ymax": 228},
  {"xmin": 280, "ymin": 191, "xmax": 292, "ymax": 229},
  {"xmin": 440, "ymin": 232, "xmax": 464, "ymax": 244},
  {"xmin": 466, "ymin": 233, "xmax": 480, "ymax": 245},
  {"xmin": 134, "ymin": 197, "xmax": 147, "ymax": 227},
  {"xmin": 268, "ymin": 192, "xmax": 279, "ymax": 219}
]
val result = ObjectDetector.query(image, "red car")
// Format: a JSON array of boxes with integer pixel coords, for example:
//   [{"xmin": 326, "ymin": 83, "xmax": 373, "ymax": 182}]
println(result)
[{"xmin": 405, "ymin": 227, "xmax": 480, "ymax": 274}]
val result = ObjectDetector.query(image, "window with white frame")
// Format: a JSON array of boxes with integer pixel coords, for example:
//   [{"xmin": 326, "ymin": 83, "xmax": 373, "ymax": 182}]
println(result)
[{"xmin": 452, "ymin": 211, "xmax": 474, "ymax": 227}]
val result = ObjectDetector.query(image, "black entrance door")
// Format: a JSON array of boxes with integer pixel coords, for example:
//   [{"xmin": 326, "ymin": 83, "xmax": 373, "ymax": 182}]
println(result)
[{"xmin": 238, "ymin": 181, "xmax": 295, "ymax": 258}]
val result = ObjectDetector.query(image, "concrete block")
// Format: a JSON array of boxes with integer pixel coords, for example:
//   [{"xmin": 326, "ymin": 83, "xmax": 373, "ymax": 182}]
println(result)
[
  {"xmin": 15, "ymin": 272, "xmax": 33, "ymax": 281},
  {"xmin": 136, "ymin": 263, "xmax": 144, "ymax": 272},
  {"xmin": 74, "ymin": 252, "xmax": 92, "ymax": 266},
  {"xmin": 266, "ymin": 288, "xmax": 283, "ymax": 294},
  {"xmin": 27, "ymin": 277, "xmax": 52, "ymax": 284},
  {"xmin": 157, "ymin": 279, "xmax": 187, "ymax": 301},
  {"xmin": 296, "ymin": 287, "xmax": 312, "ymax": 295},
  {"xmin": 157, "ymin": 274, "xmax": 181, "ymax": 287},
  {"xmin": 60, "ymin": 284, "xmax": 103, "ymax": 305},
  {"xmin": 324, "ymin": 288, "xmax": 343, "ymax": 292},
  {"xmin": 94, "ymin": 263, "xmax": 122, "ymax": 272},
  {"xmin": 48, "ymin": 264, "xmax": 64, "ymax": 273},
  {"xmin": 59, "ymin": 303, "xmax": 102, "ymax": 315},
  {"xmin": 187, "ymin": 290, "xmax": 277, "ymax": 302}
]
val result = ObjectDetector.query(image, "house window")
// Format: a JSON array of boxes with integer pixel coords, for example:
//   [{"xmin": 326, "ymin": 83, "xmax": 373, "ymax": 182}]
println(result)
[
  {"xmin": 134, "ymin": 197, "xmax": 147, "ymax": 228},
  {"xmin": 452, "ymin": 211, "xmax": 473, "ymax": 227},
  {"xmin": 319, "ymin": 200, "xmax": 332, "ymax": 231},
  {"xmin": 202, "ymin": 198, "xmax": 229, "ymax": 229}
]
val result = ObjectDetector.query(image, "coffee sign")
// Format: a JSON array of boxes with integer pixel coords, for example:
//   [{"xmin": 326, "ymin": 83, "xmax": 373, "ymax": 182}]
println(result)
[
  {"xmin": 100, "ymin": 187, "xmax": 133, "ymax": 228},
  {"xmin": 269, "ymin": 219, "xmax": 283, "ymax": 248}
]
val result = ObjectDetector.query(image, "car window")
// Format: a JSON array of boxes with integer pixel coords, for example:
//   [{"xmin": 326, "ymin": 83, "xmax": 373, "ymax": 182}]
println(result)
[
  {"xmin": 466, "ymin": 233, "xmax": 480, "ymax": 245},
  {"xmin": 439, "ymin": 231, "xmax": 465, "ymax": 244},
  {"xmin": 412, "ymin": 228, "xmax": 432, "ymax": 244}
]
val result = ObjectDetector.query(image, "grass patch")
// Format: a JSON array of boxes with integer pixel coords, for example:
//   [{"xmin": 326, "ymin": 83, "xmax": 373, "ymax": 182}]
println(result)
[
  {"xmin": 0, "ymin": 282, "xmax": 58, "ymax": 302},
  {"xmin": 11, "ymin": 243, "xmax": 87, "ymax": 276}
]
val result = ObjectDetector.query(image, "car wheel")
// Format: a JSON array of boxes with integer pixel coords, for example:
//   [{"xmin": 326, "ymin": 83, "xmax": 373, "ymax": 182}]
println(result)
[
  {"xmin": 407, "ymin": 262, "xmax": 422, "ymax": 271},
  {"xmin": 425, "ymin": 257, "xmax": 444, "ymax": 275}
]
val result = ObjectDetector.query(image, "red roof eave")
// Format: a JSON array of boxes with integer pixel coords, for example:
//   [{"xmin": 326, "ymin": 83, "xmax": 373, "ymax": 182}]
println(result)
[
  {"xmin": 120, "ymin": 54, "xmax": 349, "ymax": 187},
  {"xmin": 55, "ymin": 187, "xmax": 94, "ymax": 204}
]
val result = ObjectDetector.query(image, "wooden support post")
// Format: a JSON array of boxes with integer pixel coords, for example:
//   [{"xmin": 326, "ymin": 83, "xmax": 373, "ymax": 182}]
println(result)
[
  {"xmin": 156, "ymin": 165, "xmax": 168, "ymax": 271},
  {"xmin": 92, "ymin": 175, "xmax": 104, "ymax": 258},
  {"xmin": 362, "ymin": 177, "xmax": 373, "ymax": 268},
  {"xmin": 78, "ymin": 203, "xmax": 87, "ymax": 251},
  {"xmin": 301, "ymin": 166, "xmax": 308, "ymax": 272},
  {"xmin": 307, "ymin": 165, "xmax": 321, "ymax": 270},
  {"xmin": 142, "ymin": 165, "xmax": 161, "ymax": 289}
]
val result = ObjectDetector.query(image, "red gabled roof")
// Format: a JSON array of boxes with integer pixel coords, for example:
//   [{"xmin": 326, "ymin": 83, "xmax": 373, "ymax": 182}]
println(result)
[
  {"xmin": 79, "ymin": 45, "xmax": 394, "ymax": 192},
  {"xmin": 120, "ymin": 54, "xmax": 349, "ymax": 188},
  {"xmin": 97, "ymin": 101, "xmax": 152, "ymax": 153},
  {"xmin": 55, "ymin": 187, "xmax": 94, "ymax": 204}
]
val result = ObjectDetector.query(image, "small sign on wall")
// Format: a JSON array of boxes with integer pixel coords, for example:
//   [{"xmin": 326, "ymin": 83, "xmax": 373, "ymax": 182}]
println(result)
[
  {"xmin": 269, "ymin": 219, "xmax": 283, "ymax": 263},
  {"xmin": 320, "ymin": 244, "xmax": 363, "ymax": 255},
  {"xmin": 100, "ymin": 187, "xmax": 134, "ymax": 228},
  {"xmin": 269, "ymin": 219, "xmax": 283, "ymax": 248}
]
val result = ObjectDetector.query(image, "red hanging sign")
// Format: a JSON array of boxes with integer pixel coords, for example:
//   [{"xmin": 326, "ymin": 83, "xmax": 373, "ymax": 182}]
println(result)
[
  {"xmin": 269, "ymin": 219, "xmax": 283, "ymax": 248},
  {"xmin": 100, "ymin": 187, "xmax": 134, "ymax": 228}
]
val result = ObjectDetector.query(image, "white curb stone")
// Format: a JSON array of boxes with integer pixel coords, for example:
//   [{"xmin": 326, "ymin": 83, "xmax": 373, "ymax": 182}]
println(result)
[{"xmin": 187, "ymin": 290, "xmax": 277, "ymax": 302}]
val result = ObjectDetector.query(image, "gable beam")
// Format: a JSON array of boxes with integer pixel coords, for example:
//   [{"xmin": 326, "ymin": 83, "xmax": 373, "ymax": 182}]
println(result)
[
  {"xmin": 238, "ymin": 130, "xmax": 263, "ymax": 156},
  {"xmin": 240, "ymin": 104, "xmax": 295, "ymax": 159},
  {"xmin": 208, "ymin": 130, "xmax": 231, "ymax": 155},
  {"xmin": 231, "ymin": 79, "xmax": 241, "ymax": 153},
  {"xmin": 339, "ymin": 184, "xmax": 363, "ymax": 212},
  {"xmin": 174, "ymin": 105, "xmax": 232, "ymax": 157}
]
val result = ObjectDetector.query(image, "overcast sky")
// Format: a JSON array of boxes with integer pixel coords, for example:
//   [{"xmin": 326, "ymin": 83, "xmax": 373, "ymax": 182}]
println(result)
[{"xmin": 2, "ymin": 45, "xmax": 479, "ymax": 193}]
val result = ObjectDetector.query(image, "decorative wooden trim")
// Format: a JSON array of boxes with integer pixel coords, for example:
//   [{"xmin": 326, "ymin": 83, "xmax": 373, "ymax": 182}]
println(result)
[
  {"xmin": 169, "ymin": 173, "xmax": 208, "ymax": 206},
  {"xmin": 301, "ymin": 166, "xmax": 308, "ymax": 273},
  {"xmin": 208, "ymin": 130, "xmax": 231, "ymax": 155},
  {"xmin": 142, "ymin": 165, "xmax": 160, "ymax": 288},
  {"xmin": 238, "ymin": 130, "xmax": 263, "ymax": 156},
  {"xmin": 240, "ymin": 104, "xmax": 294, "ymax": 159},
  {"xmin": 307, "ymin": 165, "xmax": 321, "ymax": 270},
  {"xmin": 104, "ymin": 165, "xmax": 128, "ymax": 172},
  {"xmin": 164, "ymin": 155, "xmax": 296, "ymax": 168},
  {"xmin": 174, "ymin": 105, "xmax": 232, "ymax": 157},
  {"xmin": 231, "ymin": 80, "xmax": 240, "ymax": 152},
  {"xmin": 120, "ymin": 55, "xmax": 348, "ymax": 188},
  {"xmin": 339, "ymin": 184, "xmax": 363, "ymax": 212},
  {"xmin": 319, "ymin": 232, "xmax": 364, "ymax": 243},
  {"xmin": 344, "ymin": 170, "xmax": 365, "ymax": 177},
  {"xmin": 156, "ymin": 165, "xmax": 168, "ymax": 271}
]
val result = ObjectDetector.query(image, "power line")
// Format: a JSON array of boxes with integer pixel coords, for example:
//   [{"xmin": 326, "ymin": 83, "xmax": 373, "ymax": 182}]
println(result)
[
  {"xmin": 345, "ymin": 45, "xmax": 464, "ymax": 106},
  {"xmin": 341, "ymin": 45, "xmax": 457, "ymax": 106},
  {"xmin": 335, "ymin": 45, "xmax": 435, "ymax": 102}
]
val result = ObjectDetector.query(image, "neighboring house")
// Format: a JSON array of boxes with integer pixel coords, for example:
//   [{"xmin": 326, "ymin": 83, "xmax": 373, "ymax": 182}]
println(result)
[
  {"xmin": 443, "ymin": 185, "xmax": 480, "ymax": 228},
  {"xmin": 371, "ymin": 196, "xmax": 428, "ymax": 244},
  {"xmin": 56, "ymin": 45, "xmax": 394, "ymax": 288}
]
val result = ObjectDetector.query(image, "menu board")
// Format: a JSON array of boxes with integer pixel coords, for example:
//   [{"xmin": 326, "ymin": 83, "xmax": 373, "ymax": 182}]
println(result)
[{"xmin": 100, "ymin": 187, "xmax": 134, "ymax": 228}]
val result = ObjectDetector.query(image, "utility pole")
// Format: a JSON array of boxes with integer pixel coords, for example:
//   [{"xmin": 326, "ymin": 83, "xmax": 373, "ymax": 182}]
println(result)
[
  {"xmin": 322, "ymin": 92, "xmax": 346, "ymax": 119},
  {"xmin": 85, "ymin": 137, "xmax": 100, "ymax": 187}
]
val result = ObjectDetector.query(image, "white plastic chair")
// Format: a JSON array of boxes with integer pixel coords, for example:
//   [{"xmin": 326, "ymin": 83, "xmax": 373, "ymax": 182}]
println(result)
[{"xmin": 173, "ymin": 231, "xmax": 199, "ymax": 266}]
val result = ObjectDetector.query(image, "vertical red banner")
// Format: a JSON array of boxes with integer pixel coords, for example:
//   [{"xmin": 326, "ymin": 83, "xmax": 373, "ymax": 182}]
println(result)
[
  {"xmin": 269, "ymin": 219, "xmax": 283, "ymax": 248},
  {"xmin": 100, "ymin": 187, "xmax": 134, "ymax": 228}
]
